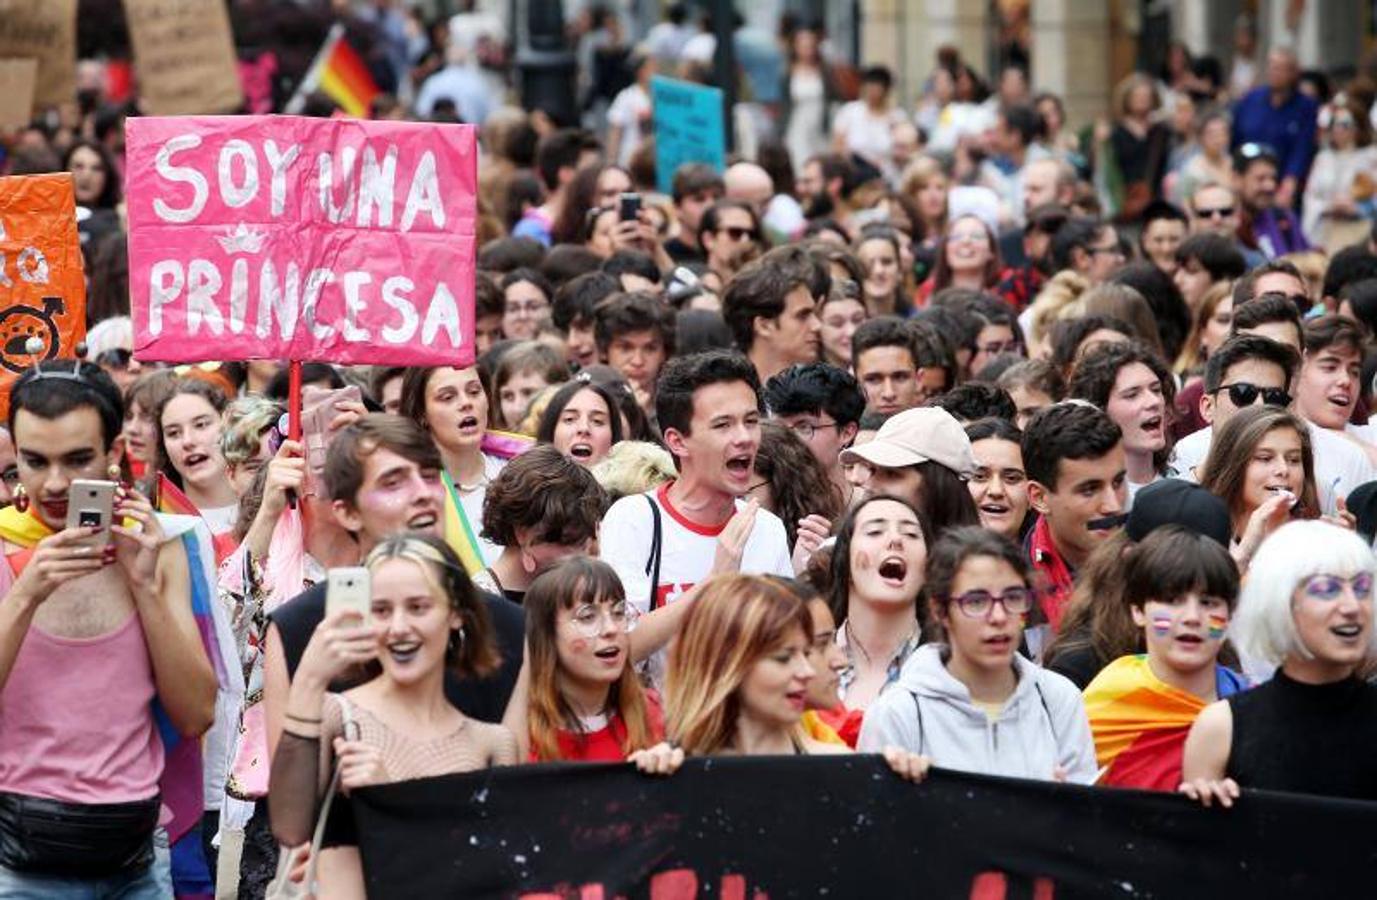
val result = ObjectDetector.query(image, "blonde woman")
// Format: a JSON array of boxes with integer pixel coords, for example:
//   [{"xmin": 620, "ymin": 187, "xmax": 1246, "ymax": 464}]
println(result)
[
  {"xmin": 1024, "ymin": 270, "xmax": 1090, "ymax": 359},
  {"xmin": 630, "ymin": 574, "xmax": 929, "ymax": 780},
  {"xmin": 270, "ymin": 534, "xmax": 515, "ymax": 897}
]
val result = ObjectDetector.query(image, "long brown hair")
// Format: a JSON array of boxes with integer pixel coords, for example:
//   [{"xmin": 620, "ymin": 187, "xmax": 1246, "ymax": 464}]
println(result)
[
  {"xmin": 1043, "ymin": 532, "xmax": 1142, "ymax": 672},
  {"xmin": 929, "ymin": 214, "xmax": 1002, "ymax": 294},
  {"xmin": 1198, "ymin": 406, "xmax": 1319, "ymax": 526},
  {"xmin": 524, "ymin": 557, "xmax": 652, "ymax": 761},
  {"xmin": 666, "ymin": 574, "xmax": 813, "ymax": 756}
]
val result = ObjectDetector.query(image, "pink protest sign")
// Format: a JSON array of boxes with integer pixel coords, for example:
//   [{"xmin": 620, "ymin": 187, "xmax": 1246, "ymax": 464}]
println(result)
[{"xmin": 126, "ymin": 115, "xmax": 477, "ymax": 366}]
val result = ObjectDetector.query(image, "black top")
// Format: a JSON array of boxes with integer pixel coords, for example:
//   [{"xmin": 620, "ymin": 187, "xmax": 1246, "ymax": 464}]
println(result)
[
  {"xmin": 664, "ymin": 237, "xmax": 705, "ymax": 265},
  {"xmin": 1227, "ymin": 669, "xmax": 1377, "ymax": 800},
  {"xmin": 269, "ymin": 582, "xmax": 524, "ymax": 726}
]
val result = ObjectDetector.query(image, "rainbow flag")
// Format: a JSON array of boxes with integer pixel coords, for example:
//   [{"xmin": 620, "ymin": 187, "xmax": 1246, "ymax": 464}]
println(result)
[
  {"xmin": 156, "ymin": 473, "xmax": 238, "ymax": 564},
  {"xmin": 482, "ymin": 429, "xmax": 536, "ymax": 460},
  {"xmin": 289, "ymin": 23, "xmax": 380, "ymax": 118},
  {"xmin": 1082, "ymin": 654, "xmax": 1246, "ymax": 791},
  {"xmin": 441, "ymin": 470, "xmax": 486, "ymax": 576}
]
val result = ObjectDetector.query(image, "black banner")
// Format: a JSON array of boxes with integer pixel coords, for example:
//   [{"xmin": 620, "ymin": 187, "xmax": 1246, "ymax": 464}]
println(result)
[{"xmin": 353, "ymin": 757, "xmax": 1377, "ymax": 899}]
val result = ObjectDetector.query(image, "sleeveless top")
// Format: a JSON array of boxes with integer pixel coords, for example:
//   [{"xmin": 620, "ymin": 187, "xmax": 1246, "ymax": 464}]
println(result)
[
  {"xmin": 1226, "ymin": 668, "xmax": 1377, "ymax": 800},
  {"xmin": 0, "ymin": 612, "xmax": 164, "ymax": 804}
]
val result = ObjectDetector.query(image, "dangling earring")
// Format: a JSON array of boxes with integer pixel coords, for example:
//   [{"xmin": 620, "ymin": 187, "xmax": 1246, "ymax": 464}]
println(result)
[
  {"xmin": 107, "ymin": 464, "xmax": 121, "ymax": 481},
  {"xmin": 12, "ymin": 484, "xmax": 27, "ymax": 513}
]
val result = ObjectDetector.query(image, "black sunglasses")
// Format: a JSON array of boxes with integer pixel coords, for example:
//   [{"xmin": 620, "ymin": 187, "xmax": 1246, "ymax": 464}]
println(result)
[{"xmin": 1218, "ymin": 382, "xmax": 1291, "ymax": 409}]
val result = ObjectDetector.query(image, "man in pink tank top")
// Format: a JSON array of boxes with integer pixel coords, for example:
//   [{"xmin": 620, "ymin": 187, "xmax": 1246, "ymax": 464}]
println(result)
[{"xmin": 0, "ymin": 361, "xmax": 217, "ymax": 897}]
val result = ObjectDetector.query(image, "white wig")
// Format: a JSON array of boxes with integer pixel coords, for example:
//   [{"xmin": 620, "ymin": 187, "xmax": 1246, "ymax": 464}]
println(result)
[{"xmin": 1233, "ymin": 520, "xmax": 1377, "ymax": 667}]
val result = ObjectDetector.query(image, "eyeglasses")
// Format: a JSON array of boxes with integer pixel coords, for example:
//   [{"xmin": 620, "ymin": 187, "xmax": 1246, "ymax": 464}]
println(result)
[
  {"xmin": 568, "ymin": 601, "xmax": 639, "ymax": 637},
  {"xmin": 1193, "ymin": 205, "xmax": 1236, "ymax": 219},
  {"xmin": 1300, "ymin": 572, "xmax": 1374, "ymax": 602},
  {"xmin": 946, "ymin": 587, "xmax": 1037, "ymax": 618},
  {"xmin": 976, "ymin": 339, "xmax": 1022, "ymax": 356},
  {"xmin": 788, "ymin": 419, "xmax": 842, "ymax": 440},
  {"xmin": 1217, "ymin": 382, "xmax": 1291, "ymax": 409},
  {"xmin": 719, "ymin": 226, "xmax": 760, "ymax": 242},
  {"xmin": 506, "ymin": 301, "xmax": 549, "ymax": 318},
  {"xmin": 948, "ymin": 231, "xmax": 988, "ymax": 244}
]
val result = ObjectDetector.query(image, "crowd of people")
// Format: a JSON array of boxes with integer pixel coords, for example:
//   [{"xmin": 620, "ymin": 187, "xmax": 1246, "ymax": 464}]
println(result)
[{"xmin": 4, "ymin": 4, "xmax": 1377, "ymax": 899}]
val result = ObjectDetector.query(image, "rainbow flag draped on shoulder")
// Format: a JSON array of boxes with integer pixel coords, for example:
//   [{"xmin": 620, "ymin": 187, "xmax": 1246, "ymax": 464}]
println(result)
[
  {"xmin": 441, "ymin": 431, "xmax": 534, "ymax": 576},
  {"xmin": 155, "ymin": 473, "xmax": 239, "ymax": 565},
  {"xmin": 0, "ymin": 505, "xmax": 243, "ymax": 896},
  {"xmin": 1082, "ymin": 654, "xmax": 1247, "ymax": 791}
]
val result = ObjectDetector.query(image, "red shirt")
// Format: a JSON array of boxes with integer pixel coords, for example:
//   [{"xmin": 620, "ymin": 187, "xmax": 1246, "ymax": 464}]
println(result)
[{"xmin": 532, "ymin": 691, "xmax": 665, "ymax": 763}]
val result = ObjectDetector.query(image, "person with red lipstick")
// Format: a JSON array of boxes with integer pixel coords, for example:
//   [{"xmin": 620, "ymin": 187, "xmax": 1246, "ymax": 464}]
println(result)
[
  {"xmin": 523, "ymin": 557, "xmax": 664, "ymax": 762},
  {"xmin": 858, "ymin": 527, "xmax": 1098, "ymax": 783}
]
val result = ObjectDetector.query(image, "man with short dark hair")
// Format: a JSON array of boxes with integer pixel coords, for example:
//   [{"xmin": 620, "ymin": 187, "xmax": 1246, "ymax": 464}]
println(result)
[
  {"xmin": 599, "ymin": 351, "xmax": 792, "ymax": 679},
  {"xmin": 852, "ymin": 317, "xmax": 924, "ymax": 416},
  {"xmin": 593, "ymin": 291, "xmax": 676, "ymax": 410},
  {"xmin": 1022, "ymin": 402, "xmax": 1127, "ymax": 630},
  {"xmin": 553, "ymin": 271, "xmax": 620, "ymax": 369},
  {"xmin": 665, "ymin": 163, "xmax": 725, "ymax": 263},
  {"xmin": 1050, "ymin": 217, "xmax": 1124, "ymax": 285},
  {"xmin": 699, "ymin": 199, "xmax": 763, "ymax": 284},
  {"xmin": 0, "ymin": 362, "xmax": 218, "ymax": 895},
  {"xmin": 796, "ymin": 152, "xmax": 853, "ymax": 221},
  {"xmin": 512, "ymin": 128, "xmax": 602, "ymax": 246},
  {"xmin": 1173, "ymin": 233, "xmax": 1247, "ymax": 310},
  {"xmin": 722, "ymin": 248, "xmax": 822, "ymax": 383},
  {"xmin": 1234, "ymin": 143, "xmax": 1308, "ymax": 260},
  {"xmin": 763, "ymin": 362, "xmax": 865, "ymax": 503},
  {"xmin": 1295, "ymin": 315, "xmax": 1370, "ymax": 445}
]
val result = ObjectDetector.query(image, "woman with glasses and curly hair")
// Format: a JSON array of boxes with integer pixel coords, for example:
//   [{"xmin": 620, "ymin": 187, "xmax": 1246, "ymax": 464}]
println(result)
[{"xmin": 858, "ymin": 527, "xmax": 1098, "ymax": 783}]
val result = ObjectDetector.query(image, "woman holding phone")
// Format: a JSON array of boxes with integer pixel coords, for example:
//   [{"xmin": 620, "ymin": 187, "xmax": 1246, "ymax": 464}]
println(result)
[{"xmin": 269, "ymin": 534, "xmax": 516, "ymax": 897}]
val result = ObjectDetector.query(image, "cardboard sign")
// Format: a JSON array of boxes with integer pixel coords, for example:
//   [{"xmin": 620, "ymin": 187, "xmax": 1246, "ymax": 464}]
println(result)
[
  {"xmin": 651, "ymin": 75, "xmax": 725, "ymax": 194},
  {"xmin": 126, "ymin": 115, "xmax": 479, "ymax": 367},
  {"xmin": 0, "ymin": 59, "xmax": 37, "ymax": 129},
  {"xmin": 125, "ymin": 0, "xmax": 244, "ymax": 116},
  {"xmin": 0, "ymin": 174, "xmax": 86, "ymax": 416},
  {"xmin": 0, "ymin": 0, "xmax": 77, "ymax": 111}
]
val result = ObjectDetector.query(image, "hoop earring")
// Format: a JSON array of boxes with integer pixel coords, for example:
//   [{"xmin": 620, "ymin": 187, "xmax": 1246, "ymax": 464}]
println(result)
[{"xmin": 12, "ymin": 484, "xmax": 27, "ymax": 513}]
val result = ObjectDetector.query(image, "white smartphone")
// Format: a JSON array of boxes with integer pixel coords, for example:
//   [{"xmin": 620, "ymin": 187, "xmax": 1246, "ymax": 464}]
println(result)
[
  {"xmin": 66, "ymin": 479, "xmax": 117, "ymax": 547},
  {"xmin": 326, "ymin": 567, "xmax": 371, "ymax": 619}
]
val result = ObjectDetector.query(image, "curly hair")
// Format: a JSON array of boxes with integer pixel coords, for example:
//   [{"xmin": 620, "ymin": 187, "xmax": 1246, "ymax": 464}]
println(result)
[{"xmin": 752, "ymin": 422, "xmax": 844, "ymax": 547}]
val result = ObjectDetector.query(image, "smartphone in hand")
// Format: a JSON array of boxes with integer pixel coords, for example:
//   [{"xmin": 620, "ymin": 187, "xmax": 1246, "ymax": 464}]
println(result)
[
  {"xmin": 66, "ymin": 479, "xmax": 117, "ymax": 548},
  {"xmin": 326, "ymin": 566, "xmax": 371, "ymax": 620}
]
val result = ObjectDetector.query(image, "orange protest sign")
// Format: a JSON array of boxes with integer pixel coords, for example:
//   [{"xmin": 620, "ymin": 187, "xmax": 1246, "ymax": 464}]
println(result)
[{"xmin": 0, "ymin": 174, "xmax": 86, "ymax": 418}]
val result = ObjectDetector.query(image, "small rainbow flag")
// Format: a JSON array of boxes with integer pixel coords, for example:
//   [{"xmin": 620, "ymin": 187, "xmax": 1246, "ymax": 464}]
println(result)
[
  {"xmin": 441, "ymin": 470, "xmax": 486, "ymax": 577},
  {"xmin": 288, "ymin": 24, "xmax": 380, "ymax": 118}
]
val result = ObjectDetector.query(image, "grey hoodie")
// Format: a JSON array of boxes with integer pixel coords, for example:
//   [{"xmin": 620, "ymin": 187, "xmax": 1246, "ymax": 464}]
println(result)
[{"xmin": 857, "ymin": 644, "xmax": 1099, "ymax": 785}]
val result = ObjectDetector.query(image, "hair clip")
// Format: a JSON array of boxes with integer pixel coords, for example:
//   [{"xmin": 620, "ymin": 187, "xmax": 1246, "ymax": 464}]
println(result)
[{"xmin": 575, "ymin": 371, "xmax": 593, "ymax": 385}]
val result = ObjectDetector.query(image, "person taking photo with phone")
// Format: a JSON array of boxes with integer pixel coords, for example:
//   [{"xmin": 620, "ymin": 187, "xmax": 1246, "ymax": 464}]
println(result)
[{"xmin": 0, "ymin": 361, "xmax": 218, "ymax": 897}]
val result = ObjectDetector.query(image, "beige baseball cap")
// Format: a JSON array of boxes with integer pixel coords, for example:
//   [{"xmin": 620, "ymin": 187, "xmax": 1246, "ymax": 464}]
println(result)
[{"xmin": 840, "ymin": 407, "xmax": 977, "ymax": 479}]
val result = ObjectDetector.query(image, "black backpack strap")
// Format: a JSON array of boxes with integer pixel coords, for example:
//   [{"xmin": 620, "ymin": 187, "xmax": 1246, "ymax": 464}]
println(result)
[{"xmin": 644, "ymin": 494, "xmax": 663, "ymax": 611}]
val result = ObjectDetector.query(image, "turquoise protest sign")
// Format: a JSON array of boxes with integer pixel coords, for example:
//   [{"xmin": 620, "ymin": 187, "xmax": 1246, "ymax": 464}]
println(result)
[{"xmin": 651, "ymin": 76, "xmax": 726, "ymax": 194}]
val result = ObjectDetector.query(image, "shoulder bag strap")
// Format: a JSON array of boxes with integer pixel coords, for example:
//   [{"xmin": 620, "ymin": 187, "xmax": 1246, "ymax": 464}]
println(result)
[
  {"xmin": 305, "ymin": 694, "xmax": 359, "ymax": 896},
  {"xmin": 644, "ymin": 494, "xmax": 663, "ymax": 612}
]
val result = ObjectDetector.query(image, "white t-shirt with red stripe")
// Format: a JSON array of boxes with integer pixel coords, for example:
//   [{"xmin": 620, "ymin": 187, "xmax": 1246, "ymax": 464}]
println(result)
[{"xmin": 599, "ymin": 481, "xmax": 794, "ymax": 616}]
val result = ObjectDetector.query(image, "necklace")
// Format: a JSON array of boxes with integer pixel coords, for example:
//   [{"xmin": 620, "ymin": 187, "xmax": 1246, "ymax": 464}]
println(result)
[{"xmin": 456, "ymin": 472, "xmax": 489, "ymax": 492}]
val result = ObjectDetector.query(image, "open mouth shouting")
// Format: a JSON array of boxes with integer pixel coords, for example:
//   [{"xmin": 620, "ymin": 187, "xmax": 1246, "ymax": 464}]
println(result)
[
  {"xmin": 877, "ymin": 555, "xmax": 908, "ymax": 587},
  {"xmin": 724, "ymin": 453, "xmax": 754, "ymax": 483},
  {"xmin": 1328, "ymin": 391, "xmax": 1354, "ymax": 414},
  {"xmin": 457, "ymin": 415, "xmax": 482, "ymax": 436},
  {"xmin": 181, "ymin": 450, "xmax": 211, "ymax": 472},
  {"xmin": 568, "ymin": 442, "xmax": 595, "ymax": 461},
  {"xmin": 979, "ymin": 500, "xmax": 1011, "ymax": 522},
  {"xmin": 1139, "ymin": 415, "xmax": 1163, "ymax": 439}
]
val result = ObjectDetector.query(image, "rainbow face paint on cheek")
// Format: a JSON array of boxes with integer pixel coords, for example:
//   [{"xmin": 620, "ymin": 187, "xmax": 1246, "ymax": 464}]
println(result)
[
  {"xmin": 1149, "ymin": 613, "xmax": 1174, "ymax": 636},
  {"xmin": 1207, "ymin": 613, "xmax": 1228, "ymax": 640}
]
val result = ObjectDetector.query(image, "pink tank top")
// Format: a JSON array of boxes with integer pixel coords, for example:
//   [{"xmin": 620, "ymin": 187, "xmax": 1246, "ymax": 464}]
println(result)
[{"xmin": 0, "ymin": 611, "xmax": 164, "ymax": 804}]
